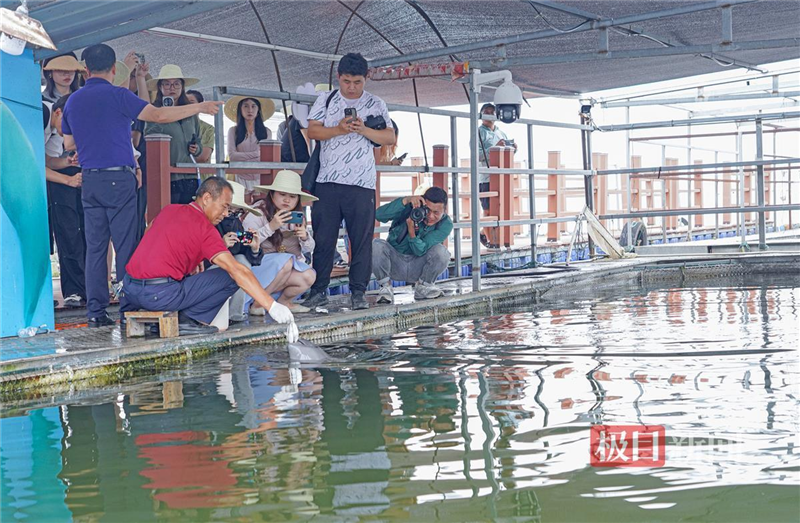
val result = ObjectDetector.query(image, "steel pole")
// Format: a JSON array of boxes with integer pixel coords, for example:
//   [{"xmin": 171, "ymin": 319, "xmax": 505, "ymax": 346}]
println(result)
[
  {"xmin": 625, "ymin": 105, "xmax": 633, "ymax": 247},
  {"xmin": 581, "ymin": 112, "xmax": 595, "ymax": 257},
  {"xmin": 756, "ymin": 118, "xmax": 767, "ymax": 249},
  {"xmin": 451, "ymin": 116, "xmax": 462, "ymax": 277},
  {"xmin": 212, "ymin": 86, "xmax": 226, "ymax": 179},
  {"xmin": 737, "ymin": 126, "xmax": 748, "ymax": 249},
  {"xmin": 527, "ymin": 123, "xmax": 537, "ymax": 265},
  {"xmin": 470, "ymin": 73, "xmax": 482, "ymax": 291}
]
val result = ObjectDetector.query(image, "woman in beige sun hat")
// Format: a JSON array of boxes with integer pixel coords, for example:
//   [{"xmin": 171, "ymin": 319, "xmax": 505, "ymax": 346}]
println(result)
[
  {"xmin": 242, "ymin": 170, "xmax": 318, "ymax": 315},
  {"xmin": 144, "ymin": 64, "xmax": 205, "ymax": 205},
  {"xmin": 42, "ymin": 53, "xmax": 85, "ymax": 102},
  {"xmin": 224, "ymin": 95, "xmax": 275, "ymax": 192}
]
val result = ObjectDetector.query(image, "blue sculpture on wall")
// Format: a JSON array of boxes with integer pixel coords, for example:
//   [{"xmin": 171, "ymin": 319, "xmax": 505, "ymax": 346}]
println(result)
[{"xmin": 0, "ymin": 49, "xmax": 55, "ymax": 337}]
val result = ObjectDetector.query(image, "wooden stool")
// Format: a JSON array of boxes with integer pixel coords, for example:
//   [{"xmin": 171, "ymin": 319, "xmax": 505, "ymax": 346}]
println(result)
[{"xmin": 125, "ymin": 311, "xmax": 179, "ymax": 338}]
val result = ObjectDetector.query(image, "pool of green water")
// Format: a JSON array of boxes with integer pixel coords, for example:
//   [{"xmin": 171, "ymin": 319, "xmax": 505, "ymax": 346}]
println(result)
[{"xmin": 2, "ymin": 274, "xmax": 798, "ymax": 522}]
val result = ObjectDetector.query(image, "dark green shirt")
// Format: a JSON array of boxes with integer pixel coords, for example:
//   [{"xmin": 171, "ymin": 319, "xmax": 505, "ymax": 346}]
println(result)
[{"xmin": 375, "ymin": 197, "xmax": 453, "ymax": 257}]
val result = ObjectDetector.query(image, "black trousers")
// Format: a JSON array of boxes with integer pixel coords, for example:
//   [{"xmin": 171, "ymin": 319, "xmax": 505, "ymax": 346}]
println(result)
[
  {"xmin": 82, "ymin": 169, "xmax": 139, "ymax": 318},
  {"xmin": 47, "ymin": 168, "xmax": 86, "ymax": 299},
  {"xmin": 310, "ymin": 182, "xmax": 375, "ymax": 294},
  {"xmin": 171, "ymin": 178, "xmax": 199, "ymax": 205}
]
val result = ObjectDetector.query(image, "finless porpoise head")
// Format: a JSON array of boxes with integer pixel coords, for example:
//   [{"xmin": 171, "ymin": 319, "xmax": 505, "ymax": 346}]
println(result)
[{"xmin": 287, "ymin": 338, "xmax": 333, "ymax": 363}]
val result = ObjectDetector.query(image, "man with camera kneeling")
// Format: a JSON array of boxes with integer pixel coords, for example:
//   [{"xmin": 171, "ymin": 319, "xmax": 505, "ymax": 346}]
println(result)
[{"xmin": 373, "ymin": 187, "xmax": 453, "ymax": 303}]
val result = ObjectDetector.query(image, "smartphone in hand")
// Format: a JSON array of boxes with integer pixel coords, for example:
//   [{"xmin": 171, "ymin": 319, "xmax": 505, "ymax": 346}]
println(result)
[
  {"xmin": 287, "ymin": 211, "xmax": 304, "ymax": 224},
  {"xmin": 344, "ymin": 107, "xmax": 357, "ymax": 122}
]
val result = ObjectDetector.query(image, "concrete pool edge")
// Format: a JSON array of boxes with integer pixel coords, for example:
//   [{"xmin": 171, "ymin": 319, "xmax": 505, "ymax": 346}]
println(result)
[{"xmin": 1, "ymin": 252, "xmax": 797, "ymax": 398}]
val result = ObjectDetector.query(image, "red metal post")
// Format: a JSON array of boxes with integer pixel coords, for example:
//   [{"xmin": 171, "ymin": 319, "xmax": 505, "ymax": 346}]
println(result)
[
  {"xmin": 145, "ymin": 133, "xmax": 172, "ymax": 223},
  {"xmin": 258, "ymin": 139, "xmax": 281, "ymax": 185}
]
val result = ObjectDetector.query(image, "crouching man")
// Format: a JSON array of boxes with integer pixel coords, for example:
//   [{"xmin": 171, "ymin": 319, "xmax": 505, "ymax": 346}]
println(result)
[
  {"xmin": 121, "ymin": 177, "xmax": 294, "ymax": 335},
  {"xmin": 373, "ymin": 187, "xmax": 453, "ymax": 303}
]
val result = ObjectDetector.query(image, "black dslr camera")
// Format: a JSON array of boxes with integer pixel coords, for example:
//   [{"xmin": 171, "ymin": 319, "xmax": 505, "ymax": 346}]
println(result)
[
  {"xmin": 237, "ymin": 230, "xmax": 254, "ymax": 245},
  {"xmin": 409, "ymin": 206, "xmax": 428, "ymax": 226}
]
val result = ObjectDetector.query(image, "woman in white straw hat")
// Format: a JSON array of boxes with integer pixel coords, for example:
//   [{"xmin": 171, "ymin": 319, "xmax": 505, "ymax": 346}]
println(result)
[
  {"xmin": 243, "ymin": 170, "xmax": 318, "ymax": 314},
  {"xmin": 144, "ymin": 64, "xmax": 204, "ymax": 205},
  {"xmin": 42, "ymin": 53, "xmax": 84, "ymax": 103},
  {"xmin": 207, "ymin": 181, "xmax": 265, "ymax": 322},
  {"xmin": 225, "ymin": 95, "xmax": 275, "ymax": 192}
]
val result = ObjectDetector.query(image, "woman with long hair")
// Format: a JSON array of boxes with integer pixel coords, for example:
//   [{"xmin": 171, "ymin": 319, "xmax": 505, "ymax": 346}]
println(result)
[
  {"xmin": 143, "ymin": 64, "xmax": 203, "ymax": 204},
  {"xmin": 243, "ymin": 170, "xmax": 317, "ymax": 315},
  {"xmin": 42, "ymin": 53, "xmax": 83, "ymax": 103},
  {"xmin": 225, "ymin": 96, "xmax": 275, "ymax": 192}
]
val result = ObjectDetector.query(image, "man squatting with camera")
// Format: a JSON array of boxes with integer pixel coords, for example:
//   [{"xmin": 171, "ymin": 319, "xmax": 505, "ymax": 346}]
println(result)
[{"xmin": 373, "ymin": 187, "xmax": 453, "ymax": 304}]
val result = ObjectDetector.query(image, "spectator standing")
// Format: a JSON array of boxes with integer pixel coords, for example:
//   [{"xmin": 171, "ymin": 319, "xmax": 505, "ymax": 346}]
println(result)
[
  {"xmin": 244, "ymin": 170, "xmax": 317, "ymax": 314},
  {"xmin": 225, "ymin": 96, "xmax": 274, "ymax": 192},
  {"xmin": 144, "ymin": 64, "xmax": 204, "ymax": 204},
  {"xmin": 42, "ymin": 53, "xmax": 83, "ymax": 103},
  {"xmin": 43, "ymin": 95, "xmax": 86, "ymax": 308},
  {"xmin": 186, "ymin": 90, "xmax": 215, "ymax": 164},
  {"xmin": 373, "ymin": 187, "xmax": 452, "ymax": 303},
  {"xmin": 301, "ymin": 53, "xmax": 396, "ymax": 311},
  {"xmin": 61, "ymin": 44, "xmax": 222, "ymax": 326},
  {"xmin": 477, "ymin": 103, "xmax": 517, "ymax": 248}
]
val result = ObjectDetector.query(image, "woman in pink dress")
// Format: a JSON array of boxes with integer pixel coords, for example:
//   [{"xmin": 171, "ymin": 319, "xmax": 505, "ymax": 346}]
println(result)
[{"xmin": 225, "ymin": 96, "xmax": 275, "ymax": 193}]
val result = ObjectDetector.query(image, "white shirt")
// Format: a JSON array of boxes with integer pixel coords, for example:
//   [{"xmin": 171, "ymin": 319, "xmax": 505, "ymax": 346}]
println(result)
[
  {"xmin": 43, "ymin": 101, "xmax": 64, "ymax": 158},
  {"xmin": 308, "ymin": 90, "xmax": 392, "ymax": 190}
]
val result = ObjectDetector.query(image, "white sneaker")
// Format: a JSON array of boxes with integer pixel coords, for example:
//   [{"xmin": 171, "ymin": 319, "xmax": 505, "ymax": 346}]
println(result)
[
  {"xmin": 249, "ymin": 305, "xmax": 266, "ymax": 316},
  {"xmin": 63, "ymin": 294, "xmax": 85, "ymax": 308},
  {"xmin": 414, "ymin": 282, "xmax": 443, "ymax": 300},
  {"xmin": 377, "ymin": 282, "xmax": 394, "ymax": 304}
]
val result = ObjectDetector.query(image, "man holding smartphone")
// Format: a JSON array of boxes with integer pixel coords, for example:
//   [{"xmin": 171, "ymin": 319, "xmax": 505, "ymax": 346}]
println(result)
[{"xmin": 301, "ymin": 53, "xmax": 396, "ymax": 311}]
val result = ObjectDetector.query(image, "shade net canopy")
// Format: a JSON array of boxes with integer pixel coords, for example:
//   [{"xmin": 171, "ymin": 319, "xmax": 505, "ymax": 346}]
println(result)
[{"xmin": 11, "ymin": 0, "xmax": 800, "ymax": 105}]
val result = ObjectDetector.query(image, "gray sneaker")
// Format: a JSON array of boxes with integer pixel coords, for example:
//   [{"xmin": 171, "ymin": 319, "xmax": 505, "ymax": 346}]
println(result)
[
  {"xmin": 301, "ymin": 291, "xmax": 329, "ymax": 309},
  {"xmin": 377, "ymin": 282, "xmax": 394, "ymax": 304},
  {"xmin": 414, "ymin": 282, "xmax": 444, "ymax": 300}
]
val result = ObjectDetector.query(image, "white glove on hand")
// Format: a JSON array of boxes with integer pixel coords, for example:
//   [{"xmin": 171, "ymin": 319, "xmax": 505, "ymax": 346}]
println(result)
[
  {"xmin": 268, "ymin": 301, "xmax": 294, "ymax": 325},
  {"xmin": 286, "ymin": 321, "xmax": 299, "ymax": 344}
]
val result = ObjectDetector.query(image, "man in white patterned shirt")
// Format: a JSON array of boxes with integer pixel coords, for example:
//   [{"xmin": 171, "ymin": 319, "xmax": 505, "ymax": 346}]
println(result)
[{"xmin": 301, "ymin": 53, "xmax": 396, "ymax": 310}]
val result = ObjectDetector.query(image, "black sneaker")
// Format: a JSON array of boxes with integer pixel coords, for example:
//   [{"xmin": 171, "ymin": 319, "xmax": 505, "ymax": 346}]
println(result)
[
  {"xmin": 301, "ymin": 291, "xmax": 329, "ymax": 309},
  {"xmin": 351, "ymin": 292, "xmax": 369, "ymax": 310},
  {"xmin": 88, "ymin": 313, "xmax": 115, "ymax": 328}
]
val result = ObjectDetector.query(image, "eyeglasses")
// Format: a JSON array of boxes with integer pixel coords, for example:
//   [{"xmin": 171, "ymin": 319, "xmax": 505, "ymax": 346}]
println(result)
[{"xmin": 160, "ymin": 81, "xmax": 183, "ymax": 89}]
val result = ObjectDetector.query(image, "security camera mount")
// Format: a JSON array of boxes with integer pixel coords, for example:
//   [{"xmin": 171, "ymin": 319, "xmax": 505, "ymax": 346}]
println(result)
[{"xmin": 471, "ymin": 69, "xmax": 524, "ymax": 124}]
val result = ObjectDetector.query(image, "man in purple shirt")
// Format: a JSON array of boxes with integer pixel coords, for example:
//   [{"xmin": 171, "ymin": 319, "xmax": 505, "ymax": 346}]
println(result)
[{"xmin": 62, "ymin": 44, "xmax": 222, "ymax": 327}]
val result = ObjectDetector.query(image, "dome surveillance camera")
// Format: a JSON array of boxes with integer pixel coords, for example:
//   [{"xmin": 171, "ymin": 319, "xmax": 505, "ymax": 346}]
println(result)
[{"xmin": 494, "ymin": 79, "xmax": 523, "ymax": 124}]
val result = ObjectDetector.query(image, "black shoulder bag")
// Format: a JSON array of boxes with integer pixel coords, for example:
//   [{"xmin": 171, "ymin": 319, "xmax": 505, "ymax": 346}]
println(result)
[{"xmin": 301, "ymin": 89, "xmax": 338, "ymax": 194}]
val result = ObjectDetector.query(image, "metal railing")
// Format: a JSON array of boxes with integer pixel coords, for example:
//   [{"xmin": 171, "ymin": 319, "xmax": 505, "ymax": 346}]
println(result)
[{"xmin": 161, "ymin": 82, "xmax": 800, "ymax": 292}]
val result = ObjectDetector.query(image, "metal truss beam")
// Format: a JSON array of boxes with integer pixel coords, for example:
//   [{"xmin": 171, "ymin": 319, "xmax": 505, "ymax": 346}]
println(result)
[
  {"xmin": 531, "ymin": 0, "xmax": 764, "ymax": 72},
  {"xmin": 369, "ymin": 0, "xmax": 754, "ymax": 67},
  {"xmin": 471, "ymin": 38, "xmax": 799, "ymax": 69},
  {"xmin": 598, "ymin": 110, "xmax": 800, "ymax": 132},
  {"xmin": 143, "ymin": 27, "xmax": 342, "ymax": 62},
  {"xmin": 602, "ymin": 90, "xmax": 800, "ymax": 108}
]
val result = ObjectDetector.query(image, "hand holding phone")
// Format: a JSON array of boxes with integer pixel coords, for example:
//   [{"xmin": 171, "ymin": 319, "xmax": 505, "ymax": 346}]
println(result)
[
  {"xmin": 344, "ymin": 107, "xmax": 357, "ymax": 122},
  {"xmin": 287, "ymin": 211, "xmax": 304, "ymax": 224}
]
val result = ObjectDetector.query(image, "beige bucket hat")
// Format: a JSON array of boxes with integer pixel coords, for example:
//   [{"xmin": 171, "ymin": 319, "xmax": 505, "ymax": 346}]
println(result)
[
  {"xmin": 228, "ymin": 181, "xmax": 262, "ymax": 216},
  {"xmin": 254, "ymin": 170, "xmax": 318, "ymax": 203},
  {"xmin": 146, "ymin": 64, "xmax": 199, "ymax": 91},
  {"xmin": 43, "ymin": 54, "xmax": 84, "ymax": 72},
  {"xmin": 224, "ymin": 95, "xmax": 276, "ymax": 123}
]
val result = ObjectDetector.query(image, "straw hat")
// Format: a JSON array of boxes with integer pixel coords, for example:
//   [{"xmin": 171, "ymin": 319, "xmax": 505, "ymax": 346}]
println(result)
[
  {"xmin": 224, "ymin": 95, "xmax": 276, "ymax": 124},
  {"xmin": 228, "ymin": 181, "xmax": 262, "ymax": 216},
  {"xmin": 43, "ymin": 54, "xmax": 84, "ymax": 72},
  {"xmin": 77, "ymin": 60, "xmax": 130, "ymax": 87},
  {"xmin": 254, "ymin": 170, "xmax": 318, "ymax": 203},
  {"xmin": 146, "ymin": 64, "xmax": 199, "ymax": 91}
]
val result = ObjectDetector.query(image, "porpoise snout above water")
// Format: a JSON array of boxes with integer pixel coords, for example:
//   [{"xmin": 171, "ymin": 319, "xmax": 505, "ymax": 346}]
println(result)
[{"xmin": 288, "ymin": 338, "xmax": 333, "ymax": 363}]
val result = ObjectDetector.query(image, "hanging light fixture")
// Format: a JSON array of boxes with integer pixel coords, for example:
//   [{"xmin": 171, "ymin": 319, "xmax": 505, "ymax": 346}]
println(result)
[{"xmin": 0, "ymin": 0, "xmax": 56, "ymax": 56}]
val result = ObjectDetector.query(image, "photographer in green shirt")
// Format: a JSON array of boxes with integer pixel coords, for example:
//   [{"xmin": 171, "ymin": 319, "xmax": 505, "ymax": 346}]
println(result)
[{"xmin": 373, "ymin": 187, "xmax": 453, "ymax": 303}]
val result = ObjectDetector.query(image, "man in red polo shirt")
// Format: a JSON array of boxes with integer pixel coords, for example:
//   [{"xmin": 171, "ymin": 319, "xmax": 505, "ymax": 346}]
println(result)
[{"xmin": 123, "ymin": 177, "xmax": 293, "ymax": 335}]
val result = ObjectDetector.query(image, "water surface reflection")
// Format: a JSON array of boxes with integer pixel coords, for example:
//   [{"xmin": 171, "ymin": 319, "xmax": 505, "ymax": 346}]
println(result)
[{"xmin": 2, "ymin": 276, "xmax": 798, "ymax": 522}]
